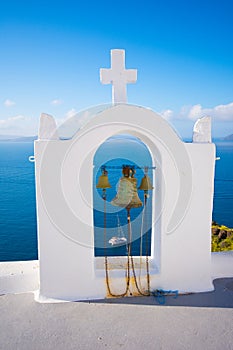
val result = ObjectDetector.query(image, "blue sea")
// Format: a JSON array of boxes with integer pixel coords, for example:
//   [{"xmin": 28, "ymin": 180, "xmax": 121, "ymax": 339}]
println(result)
[{"xmin": 0, "ymin": 138, "xmax": 233, "ymax": 262}]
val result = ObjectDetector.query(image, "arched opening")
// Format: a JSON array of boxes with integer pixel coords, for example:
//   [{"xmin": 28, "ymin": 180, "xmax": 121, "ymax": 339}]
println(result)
[{"xmin": 93, "ymin": 133, "xmax": 154, "ymax": 257}]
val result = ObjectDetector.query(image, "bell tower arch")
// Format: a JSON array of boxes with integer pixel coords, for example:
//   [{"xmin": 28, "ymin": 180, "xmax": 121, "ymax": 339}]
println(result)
[{"xmin": 35, "ymin": 103, "xmax": 215, "ymax": 301}]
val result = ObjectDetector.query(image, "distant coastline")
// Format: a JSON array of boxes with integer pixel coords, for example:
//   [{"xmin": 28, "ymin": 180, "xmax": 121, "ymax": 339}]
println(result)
[
  {"xmin": 223, "ymin": 134, "xmax": 233, "ymax": 141},
  {"xmin": 0, "ymin": 133, "xmax": 233, "ymax": 143},
  {"xmin": 0, "ymin": 135, "xmax": 37, "ymax": 142},
  {"xmin": 0, "ymin": 139, "xmax": 232, "ymax": 261}
]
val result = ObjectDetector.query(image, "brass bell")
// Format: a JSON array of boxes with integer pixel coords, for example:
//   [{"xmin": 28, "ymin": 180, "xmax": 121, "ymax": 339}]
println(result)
[
  {"xmin": 128, "ymin": 177, "xmax": 143, "ymax": 208},
  {"xmin": 111, "ymin": 177, "xmax": 133, "ymax": 207},
  {"xmin": 138, "ymin": 175, "xmax": 153, "ymax": 191},
  {"xmin": 96, "ymin": 169, "xmax": 111, "ymax": 189},
  {"xmin": 111, "ymin": 170, "xmax": 142, "ymax": 209}
]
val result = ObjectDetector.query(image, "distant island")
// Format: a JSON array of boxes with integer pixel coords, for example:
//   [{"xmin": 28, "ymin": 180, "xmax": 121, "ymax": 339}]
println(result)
[
  {"xmin": 224, "ymin": 134, "xmax": 233, "ymax": 141},
  {"xmin": 0, "ymin": 133, "xmax": 232, "ymax": 142},
  {"xmin": 0, "ymin": 135, "xmax": 37, "ymax": 142}
]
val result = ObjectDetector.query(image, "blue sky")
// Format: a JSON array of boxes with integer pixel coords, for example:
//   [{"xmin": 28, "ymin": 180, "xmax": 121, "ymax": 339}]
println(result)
[{"xmin": 0, "ymin": 0, "xmax": 233, "ymax": 137}]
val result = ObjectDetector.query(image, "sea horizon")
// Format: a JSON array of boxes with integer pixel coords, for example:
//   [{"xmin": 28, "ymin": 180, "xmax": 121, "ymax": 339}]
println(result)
[{"xmin": 0, "ymin": 136, "xmax": 232, "ymax": 262}]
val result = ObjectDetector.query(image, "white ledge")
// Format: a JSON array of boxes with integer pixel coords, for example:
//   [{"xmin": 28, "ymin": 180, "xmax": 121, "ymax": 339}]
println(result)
[
  {"xmin": 211, "ymin": 251, "xmax": 233, "ymax": 279},
  {"xmin": 0, "ymin": 252, "xmax": 233, "ymax": 296},
  {"xmin": 0, "ymin": 260, "xmax": 39, "ymax": 295}
]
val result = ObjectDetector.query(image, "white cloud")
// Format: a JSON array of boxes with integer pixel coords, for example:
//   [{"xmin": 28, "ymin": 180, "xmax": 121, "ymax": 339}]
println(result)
[
  {"xmin": 160, "ymin": 102, "xmax": 233, "ymax": 122},
  {"xmin": 187, "ymin": 104, "xmax": 203, "ymax": 120},
  {"xmin": 208, "ymin": 102, "xmax": 233, "ymax": 121},
  {"xmin": 51, "ymin": 99, "xmax": 63, "ymax": 106},
  {"xmin": 0, "ymin": 115, "xmax": 26, "ymax": 129},
  {"xmin": 160, "ymin": 109, "xmax": 174, "ymax": 120},
  {"xmin": 0, "ymin": 115, "xmax": 38, "ymax": 135},
  {"xmin": 187, "ymin": 102, "xmax": 233, "ymax": 121},
  {"xmin": 4, "ymin": 99, "xmax": 15, "ymax": 107}
]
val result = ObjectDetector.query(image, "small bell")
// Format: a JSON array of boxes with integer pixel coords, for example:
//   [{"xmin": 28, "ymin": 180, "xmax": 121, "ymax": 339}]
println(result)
[
  {"xmin": 138, "ymin": 175, "xmax": 153, "ymax": 191},
  {"xmin": 96, "ymin": 169, "xmax": 111, "ymax": 189},
  {"xmin": 139, "ymin": 167, "xmax": 153, "ymax": 191}
]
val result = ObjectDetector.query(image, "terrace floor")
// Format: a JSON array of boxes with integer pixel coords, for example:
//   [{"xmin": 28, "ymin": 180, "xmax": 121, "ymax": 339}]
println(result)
[{"xmin": 0, "ymin": 277, "xmax": 233, "ymax": 350}]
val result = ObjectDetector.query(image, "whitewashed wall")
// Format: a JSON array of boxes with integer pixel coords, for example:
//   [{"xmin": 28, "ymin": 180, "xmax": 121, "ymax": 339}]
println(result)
[{"xmin": 35, "ymin": 104, "xmax": 215, "ymax": 301}]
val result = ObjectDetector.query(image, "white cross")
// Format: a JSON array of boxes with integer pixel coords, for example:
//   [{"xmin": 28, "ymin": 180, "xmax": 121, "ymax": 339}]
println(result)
[{"xmin": 100, "ymin": 49, "xmax": 137, "ymax": 104}]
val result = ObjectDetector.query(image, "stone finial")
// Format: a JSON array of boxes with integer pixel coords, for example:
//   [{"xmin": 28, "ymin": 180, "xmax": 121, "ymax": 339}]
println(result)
[
  {"xmin": 38, "ymin": 113, "xmax": 59, "ymax": 140},
  {"xmin": 192, "ymin": 116, "xmax": 212, "ymax": 143},
  {"xmin": 100, "ymin": 49, "xmax": 137, "ymax": 104}
]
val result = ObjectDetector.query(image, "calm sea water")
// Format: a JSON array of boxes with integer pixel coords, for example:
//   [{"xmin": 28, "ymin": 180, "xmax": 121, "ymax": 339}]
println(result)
[
  {"xmin": 212, "ymin": 141, "xmax": 233, "ymax": 226},
  {"xmin": 0, "ymin": 143, "xmax": 37, "ymax": 261},
  {"xmin": 0, "ymin": 139, "xmax": 232, "ymax": 261},
  {"xmin": 93, "ymin": 136, "xmax": 153, "ymax": 257}
]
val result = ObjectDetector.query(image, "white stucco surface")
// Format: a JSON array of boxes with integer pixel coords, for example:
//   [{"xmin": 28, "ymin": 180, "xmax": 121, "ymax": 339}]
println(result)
[
  {"xmin": 212, "ymin": 251, "xmax": 233, "ymax": 279},
  {"xmin": 193, "ymin": 116, "xmax": 212, "ymax": 143},
  {"xmin": 0, "ymin": 261, "xmax": 39, "ymax": 294},
  {"xmin": 38, "ymin": 113, "xmax": 59, "ymax": 140},
  {"xmin": 34, "ymin": 104, "xmax": 216, "ymax": 301},
  {"xmin": 100, "ymin": 49, "xmax": 137, "ymax": 104},
  {"xmin": 1, "ymin": 253, "xmax": 233, "ymax": 297}
]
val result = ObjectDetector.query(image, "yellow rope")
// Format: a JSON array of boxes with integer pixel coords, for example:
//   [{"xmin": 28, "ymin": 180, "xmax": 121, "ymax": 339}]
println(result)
[{"xmin": 103, "ymin": 197, "xmax": 150, "ymax": 298}]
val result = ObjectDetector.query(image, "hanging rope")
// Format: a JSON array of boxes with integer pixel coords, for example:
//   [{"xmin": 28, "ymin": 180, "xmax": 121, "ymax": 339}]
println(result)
[
  {"xmin": 128, "ymin": 206, "xmax": 150, "ymax": 297},
  {"xmin": 103, "ymin": 193, "xmax": 130, "ymax": 297},
  {"xmin": 137, "ymin": 193, "xmax": 150, "ymax": 295},
  {"xmin": 103, "ymin": 191, "xmax": 151, "ymax": 298}
]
